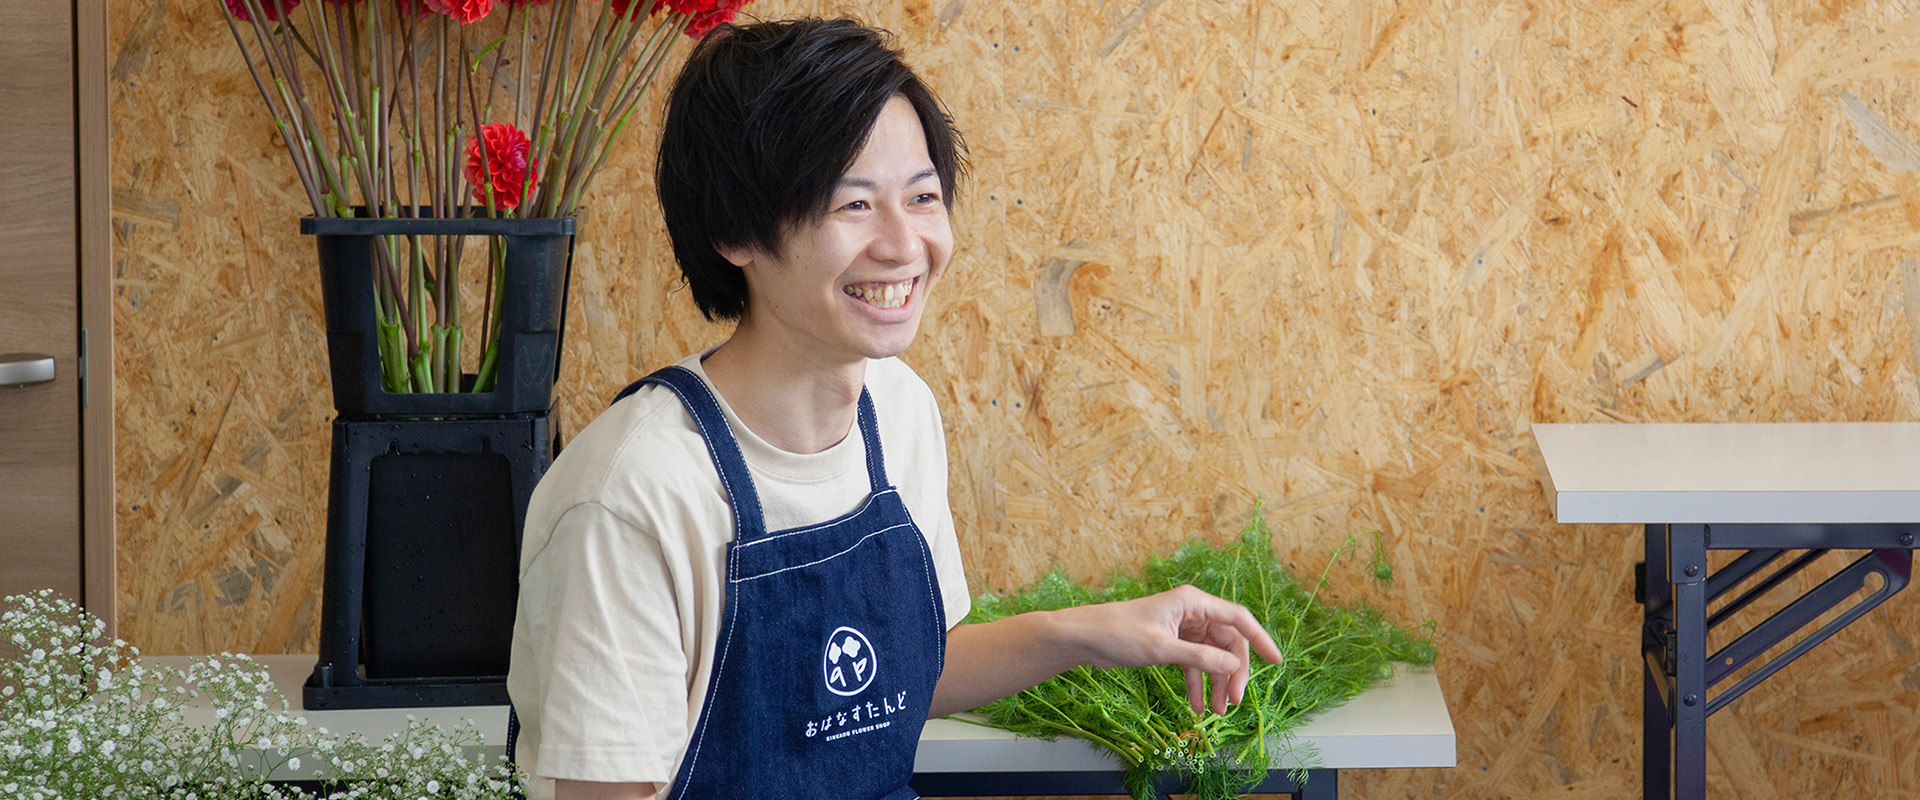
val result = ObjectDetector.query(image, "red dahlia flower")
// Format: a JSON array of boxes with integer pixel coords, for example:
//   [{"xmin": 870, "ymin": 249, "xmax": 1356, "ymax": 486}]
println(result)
[
  {"xmin": 680, "ymin": 0, "xmax": 745, "ymax": 37},
  {"xmin": 224, "ymin": 0, "xmax": 300, "ymax": 23},
  {"xmin": 464, "ymin": 123, "xmax": 539, "ymax": 212},
  {"xmin": 608, "ymin": 0, "xmax": 659, "ymax": 18},
  {"xmin": 424, "ymin": 0, "xmax": 495, "ymax": 24}
]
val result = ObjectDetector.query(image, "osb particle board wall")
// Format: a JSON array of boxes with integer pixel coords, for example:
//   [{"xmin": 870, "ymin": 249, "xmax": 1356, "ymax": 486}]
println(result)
[{"xmin": 108, "ymin": 0, "xmax": 1920, "ymax": 796}]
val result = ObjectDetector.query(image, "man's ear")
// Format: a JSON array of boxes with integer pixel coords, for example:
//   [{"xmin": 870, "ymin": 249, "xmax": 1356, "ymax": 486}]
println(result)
[{"xmin": 714, "ymin": 240, "xmax": 756, "ymax": 268}]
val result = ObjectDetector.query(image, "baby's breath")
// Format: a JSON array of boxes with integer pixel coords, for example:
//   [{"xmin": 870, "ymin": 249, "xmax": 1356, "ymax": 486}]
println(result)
[{"xmin": 0, "ymin": 590, "xmax": 524, "ymax": 799}]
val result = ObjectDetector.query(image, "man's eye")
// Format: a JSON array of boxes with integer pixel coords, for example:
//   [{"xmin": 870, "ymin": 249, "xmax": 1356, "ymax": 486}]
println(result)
[
  {"xmin": 912, "ymin": 193, "xmax": 940, "ymax": 205},
  {"xmin": 843, "ymin": 200, "xmax": 870, "ymax": 211}
]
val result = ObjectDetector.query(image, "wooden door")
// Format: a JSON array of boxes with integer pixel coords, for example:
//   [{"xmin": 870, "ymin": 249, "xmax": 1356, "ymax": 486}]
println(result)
[{"xmin": 0, "ymin": 0, "xmax": 111, "ymax": 618}]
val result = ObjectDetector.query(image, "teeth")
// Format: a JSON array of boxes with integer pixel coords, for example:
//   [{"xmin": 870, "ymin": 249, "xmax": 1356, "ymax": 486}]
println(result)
[{"xmin": 845, "ymin": 279, "xmax": 913, "ymax": 309}]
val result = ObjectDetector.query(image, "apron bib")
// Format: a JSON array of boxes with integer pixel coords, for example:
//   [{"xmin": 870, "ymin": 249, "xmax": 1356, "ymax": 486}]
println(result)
[{"xmin": 630, "ymin": 365, "xmax": 945, "ymax": 799}]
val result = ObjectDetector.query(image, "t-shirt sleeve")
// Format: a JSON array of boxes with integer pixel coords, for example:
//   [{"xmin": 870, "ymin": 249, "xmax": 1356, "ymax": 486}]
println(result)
[
  {"xmin": 921, "ymin": 389, "xmax": 973, "ymax": 628},
  {"xmin": 516, "ymin": 501, "xmax": 686, "ymax": 785}
]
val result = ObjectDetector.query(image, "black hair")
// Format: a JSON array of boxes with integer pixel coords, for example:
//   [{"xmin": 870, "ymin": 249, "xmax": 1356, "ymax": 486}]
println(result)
[{"xmin": 655, "ymin": 17, "xmax": 968, "ymax": 321}]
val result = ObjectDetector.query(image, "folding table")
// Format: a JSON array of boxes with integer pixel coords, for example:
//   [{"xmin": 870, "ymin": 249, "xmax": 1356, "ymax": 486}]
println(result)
[{"xmin": 1532, "ymin": 422, "xmax": 1920, "ymax": 799}]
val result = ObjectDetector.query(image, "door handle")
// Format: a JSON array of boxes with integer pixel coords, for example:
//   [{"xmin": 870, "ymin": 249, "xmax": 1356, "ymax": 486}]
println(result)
[{"xmin": 0, "ymin": 353, "xmax": 56, "ymax": 387}]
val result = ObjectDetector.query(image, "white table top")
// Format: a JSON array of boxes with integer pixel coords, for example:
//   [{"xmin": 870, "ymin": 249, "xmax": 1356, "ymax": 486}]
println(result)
[
  {"xmin": 915, "ymin": 664, "xmax": 1455, "ymax": 772},
  {"xmin": 154, "ymin": 656, "xmax": 1454, "ymax": 776},
  {"xmin": 1531, "ymin": 422, "xmax": 1920, "ymax": 524}
]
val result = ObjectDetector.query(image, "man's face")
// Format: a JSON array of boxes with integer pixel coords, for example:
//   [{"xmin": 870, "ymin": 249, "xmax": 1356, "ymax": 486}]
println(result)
[{"xmin": 722, "ymin": 95, "xmax": 953, "ymax": 366}]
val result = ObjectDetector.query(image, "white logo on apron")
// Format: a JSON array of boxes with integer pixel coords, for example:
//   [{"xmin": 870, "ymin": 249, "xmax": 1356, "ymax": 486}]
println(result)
[{"xmin": 822, "ymin": 626, "xmax": 877, "ymax": 696}]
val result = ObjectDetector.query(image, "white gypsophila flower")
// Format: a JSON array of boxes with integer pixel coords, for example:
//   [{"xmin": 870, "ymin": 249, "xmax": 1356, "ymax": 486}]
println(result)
[{"xmin": 1, "ymin": 592, "xmax": 526, "ymax": 800}]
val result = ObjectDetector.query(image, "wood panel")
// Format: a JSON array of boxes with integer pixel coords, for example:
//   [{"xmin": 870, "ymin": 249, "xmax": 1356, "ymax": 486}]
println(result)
[
  {"xmin": 1, "ymin": 0, "xmax": 83, "ymax": 605},
  {"xmin": 107, "ymin": 0, "xmax": 1920, "ymax": 795}
]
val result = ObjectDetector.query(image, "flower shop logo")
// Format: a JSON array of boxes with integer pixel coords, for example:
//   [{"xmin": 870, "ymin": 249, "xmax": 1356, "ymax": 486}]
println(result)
[{"xmin": 821, "ymin": 626, "xmax": 876, "ymax": 697}]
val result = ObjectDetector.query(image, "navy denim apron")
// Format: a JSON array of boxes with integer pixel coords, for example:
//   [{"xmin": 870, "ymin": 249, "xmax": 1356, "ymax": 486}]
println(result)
[{"xmin": 511, "ymin": 364, "xmax": 947, "ymax": 800}]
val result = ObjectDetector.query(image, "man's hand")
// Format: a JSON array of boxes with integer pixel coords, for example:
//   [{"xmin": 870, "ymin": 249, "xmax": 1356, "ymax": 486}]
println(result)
[
  {"xmin": 930, "ymin": 584, "xmax": 1283, "ymax": 718},
  {"xmin": 1066, "ymin": 584, "xmax": 1285, "ymax": 714}
]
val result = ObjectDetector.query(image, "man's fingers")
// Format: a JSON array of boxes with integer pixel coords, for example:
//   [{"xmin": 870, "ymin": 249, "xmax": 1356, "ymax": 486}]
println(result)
[
  {"xmin": 1209, "ymin": 600, "xmax": 1283, "ymax": 666},
  {"xmin": 1229, "ymin": 635, "xmax": 1251, "ymax": 704},
  {"xmin": 1176, "ymin": 587, "xmax": 1283, "ymax": 667},
  {"xmin": 1136, "ymin": 586, "xmax": 1288, "ymax": 716},
  {"xmin": 1168, "ymin": 639, "xmax": 1244, "ymax": 715},
  {"xmin": 1164, "ymin": 638, "xmax": 1236, "ymax": 674}
]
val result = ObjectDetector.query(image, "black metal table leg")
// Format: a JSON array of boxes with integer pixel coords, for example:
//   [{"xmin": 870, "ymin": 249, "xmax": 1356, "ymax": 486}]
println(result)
[
  {"xmin": 1669, "ymin": 524, "xmax": 1709, "ymax": 799},
  {"xmin": 1643, "ymin": 523, "xmax": 1672, "ymax": 800},
  {"xmin": 1298, "ymin": 768, "xmax": 1338, "ymax": 800},
  {"xmin": 1642, "ymin": 652, "xmax": 1670, "ymax": 800}
]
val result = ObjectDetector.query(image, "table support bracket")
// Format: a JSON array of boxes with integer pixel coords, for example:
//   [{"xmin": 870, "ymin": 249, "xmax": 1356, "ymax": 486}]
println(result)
[{"xmin": 1703, "ymin": 548, "xmax": 1911, "ymax": 716}]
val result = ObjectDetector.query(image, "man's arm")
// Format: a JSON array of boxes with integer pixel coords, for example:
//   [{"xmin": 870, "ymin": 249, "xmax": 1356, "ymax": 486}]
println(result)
[
  {"xmin": 554, "ymin": 781, "xmax": 659, "ymax": 800},
  {"xmin": 928, "ymin": 584, "xmax": 1284, "ymax": 719}
]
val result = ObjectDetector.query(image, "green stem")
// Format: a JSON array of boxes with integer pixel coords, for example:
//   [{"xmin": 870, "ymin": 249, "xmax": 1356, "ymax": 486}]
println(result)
[
  {"xmin": 528, "ymin": 0, "xmax": 580, "ymax": 213},
  {"xmin": 549, "ymin": 2, "xmax": 648, "ymax": 210},
  {"xmin": 537, "ymin": 0, "xmax": 614, "ymax": 216}
]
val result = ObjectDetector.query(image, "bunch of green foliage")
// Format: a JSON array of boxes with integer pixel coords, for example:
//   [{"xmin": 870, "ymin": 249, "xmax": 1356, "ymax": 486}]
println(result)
[{"xmin": 961, "ymin": 506, "xmax": 1437, "ymax": 800}]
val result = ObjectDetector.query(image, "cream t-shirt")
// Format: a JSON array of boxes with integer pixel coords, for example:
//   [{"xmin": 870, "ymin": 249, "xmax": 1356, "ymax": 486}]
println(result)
[{"xmin": 506, "ymin": 352, "xmax": 972, "ymax": 799}]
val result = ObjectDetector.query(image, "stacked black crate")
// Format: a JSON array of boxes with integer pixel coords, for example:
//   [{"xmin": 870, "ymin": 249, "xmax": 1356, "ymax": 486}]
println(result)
[{"xmin": 302, "ymin": 215, "xmax": 573, "ymax": 709}]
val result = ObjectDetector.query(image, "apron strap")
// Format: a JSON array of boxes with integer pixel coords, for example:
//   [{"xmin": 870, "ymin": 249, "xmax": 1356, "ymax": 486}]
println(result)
[
  {"xmin": 623, "ymin": 365, "xmax": 769, "ymax": 543},
  {"xmin": 503, "ymin": 705, "xmax": 528, "ymax": 800},
  {"xmin": 608, "ymin": 365, "xmax": 892, "ymax": 540},
  {"xmin": 855, "ymin": 388, "xmax": 889, "ymax": 493}
]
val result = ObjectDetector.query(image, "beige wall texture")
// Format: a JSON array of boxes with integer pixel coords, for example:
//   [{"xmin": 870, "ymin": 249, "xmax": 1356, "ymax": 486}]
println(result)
[{"xmin": 108, "ymin": 0, "xmax": 1920, "ymax": 795}]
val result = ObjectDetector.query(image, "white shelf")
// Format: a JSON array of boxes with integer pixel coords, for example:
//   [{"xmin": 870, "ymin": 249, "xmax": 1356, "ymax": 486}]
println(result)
[
  {"xmin": 1531, "ymin": 422, "xmax": 1920, "ymax": 524},
  {"xmin": 155, "ymin": 655, "xmax": 1454, "ymax": 777}
]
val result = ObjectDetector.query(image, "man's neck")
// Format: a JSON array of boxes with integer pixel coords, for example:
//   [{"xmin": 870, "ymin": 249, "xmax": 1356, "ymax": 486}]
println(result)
[{"xmin": 700, "ymin": 321, "xmax": 866, "ymax": 455}]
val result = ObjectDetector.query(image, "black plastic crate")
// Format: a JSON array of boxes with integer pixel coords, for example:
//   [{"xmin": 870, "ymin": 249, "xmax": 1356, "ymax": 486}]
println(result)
[
  {"xmin": 306, "ymin": 415, "xmax": 550, "ymax": 709},
  {"xmin": 303, "ymin": 214, "xmax": 575, "ymax": 418}
]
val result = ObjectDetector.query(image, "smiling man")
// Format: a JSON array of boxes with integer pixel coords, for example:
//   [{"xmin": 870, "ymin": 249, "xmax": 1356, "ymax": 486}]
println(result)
[{"xmin": 505, "ymin": 18, "xmax": 1282, "ymax": 800}]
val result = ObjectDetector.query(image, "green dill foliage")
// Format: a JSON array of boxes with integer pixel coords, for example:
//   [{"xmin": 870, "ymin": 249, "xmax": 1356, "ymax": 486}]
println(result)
[
  {"xmin": 961, "ymin": 508, "xmax": 1437, "ymax": 800},
  {"xmin": 0, "ymin": 590, "xmax": 522, "ymax": 800}
]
